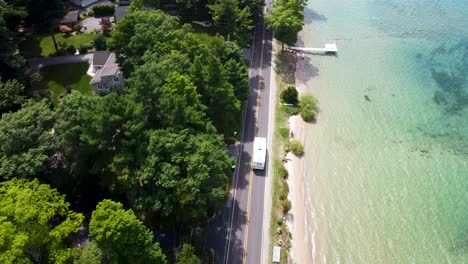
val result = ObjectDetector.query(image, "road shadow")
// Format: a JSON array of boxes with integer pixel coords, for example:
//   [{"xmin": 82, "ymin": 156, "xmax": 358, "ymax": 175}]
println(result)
[
  {"xmin": 206, "ymin": 199, "xmax": 247, "ymax": 264},
  {"xmin": 304, "ymin": 7, "xmax": 327, "ymax": 24}
]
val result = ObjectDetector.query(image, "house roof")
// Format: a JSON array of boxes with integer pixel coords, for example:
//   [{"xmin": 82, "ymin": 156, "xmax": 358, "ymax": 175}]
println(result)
[
  {"xmin": 90, "ymin": 53, "xmax": 120, "ymax": 85},
  {"xmin": 93, "ymin": 51, "xmax": 112, "ymax": 66},
  {"xmin": 115, "ymin": 6, "xmax": 129, "ymax": 23},
  {"xmin": 60, "ymin": 11, "xmax": 79, "ymax": 24}
]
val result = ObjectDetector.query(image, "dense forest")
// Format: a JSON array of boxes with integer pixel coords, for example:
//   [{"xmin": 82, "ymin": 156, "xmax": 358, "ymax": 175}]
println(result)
[
  {"xmin": 0, "ymin": 0, "xmax": 259, "ymax": 262},
  {"xmin": 0, "ymin": 0, "xmax": 306, "ymax": 261}
]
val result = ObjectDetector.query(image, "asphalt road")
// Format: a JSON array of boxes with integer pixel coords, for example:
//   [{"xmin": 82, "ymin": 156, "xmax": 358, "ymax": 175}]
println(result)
[{"xmin": 207, "ymin": 16, "xmax": 274, "ymax": 264}]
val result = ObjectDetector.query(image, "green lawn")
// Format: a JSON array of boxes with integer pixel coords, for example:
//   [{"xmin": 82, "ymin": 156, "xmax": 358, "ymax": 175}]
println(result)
[
  {"xmin": 40, "ymin": 62, "xmax": 92, "ymax": 105},
  {"xmin": 20, "ymin": 33, "xmax": 102, "ymax": 58}
]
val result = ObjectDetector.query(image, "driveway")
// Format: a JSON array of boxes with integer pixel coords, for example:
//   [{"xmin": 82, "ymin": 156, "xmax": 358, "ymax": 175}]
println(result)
[
  {"xmin": 29, "ymin": 54, "xmax": 93, "ymax": 70},
  {"xmin": 81, "ymin": 17, "xmax": 102, "ymax": 32}
]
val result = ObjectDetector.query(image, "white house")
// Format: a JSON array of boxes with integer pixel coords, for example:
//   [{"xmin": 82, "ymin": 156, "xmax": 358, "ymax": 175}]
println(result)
[
  {"xmin": 90, "ymin": 52, "xmax": 124, "ymax": 94},
  {"xmin": 71, "ymin": 0, "xmax": 100, "ymax": 7}
]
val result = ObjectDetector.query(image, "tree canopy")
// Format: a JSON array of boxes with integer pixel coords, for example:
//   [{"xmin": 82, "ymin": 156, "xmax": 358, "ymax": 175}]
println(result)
[
  {"xmin": 0, "ymin": 178, "xmax": 83, "ymax": 264},
  {"xmin": 208, "ymin": 0, "xmax": 254, "ymax": 47},
  {"xmin": 89, "ymin": 199, "xmax": 166, "ymax": 264},
  {"xmin": 0, "ymin": 100, "xmax": 55, "ymax": 180},
  {"xmin": 266, "ymin": 0, "xmax": 306, "ymax": 48},
  {"xmin": 176, "ymin": 243, "xmax": 201, "ymax": 264},
  {"xmin": 111, "ymin": 10, "xmax": 191, "ymax": 75},
  {"xmin": 129, "ymin": 129, "xmax": 231, "ymax": 224},
  {"xmin": 0, "ymin": 78, "xmax": 25, "ymax": 112}
]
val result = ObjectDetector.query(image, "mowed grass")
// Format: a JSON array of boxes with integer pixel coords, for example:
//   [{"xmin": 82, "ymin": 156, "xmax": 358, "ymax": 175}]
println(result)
[
  {"xmin": 41, "ymin": 62, "xmax": 92, "ymax": 105},
  {"xmin": 20, "ymin": 33, "xmax": 98, "ymax": 58}
]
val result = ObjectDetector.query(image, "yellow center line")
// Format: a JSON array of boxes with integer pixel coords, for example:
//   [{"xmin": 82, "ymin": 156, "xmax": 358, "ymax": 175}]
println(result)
[{"xmin": 242, "ymin": 21, "xmax": 266, "ymax": 264}]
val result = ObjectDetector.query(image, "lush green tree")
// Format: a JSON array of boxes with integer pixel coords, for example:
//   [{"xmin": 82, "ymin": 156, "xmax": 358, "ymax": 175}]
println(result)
[
  {"xmin": 266, "ymin": 0, "xmax": 305, "ymax": 49},
  {"xmin": 280, "ymin": 85, "xmax": 298, "ymax": 104},
  {"xmin": 127, "ymin": 58, "xmax": 209, "ymax": 132},
  {"xmin": 71, "ymin": 241, "xmax": 103, "ymax": 264},
  {"xmin": 0, "ymin": 178, "xmax": 83, "ymax": 264},
  {"xmin": 239, "ymin": 0, "xmax": 264, "ymax": 22},
  {"xmin": 89, "ymin": 199, "xmax": 166, "ymax": 264},
  {"xmin": 111, "ymin": 10, "xmax": 190, "ymax": 74},
  {"xmin": 208, "ymin": 0, "xmax": 253, "ymax": 47},
  {"xmin": 191, "ymin": 52, "xmax": 240, "ymax": 137},
  {"xmin": 207, "ymin": 37, "xmax": 250, "ymax": 102},
  {"xmin": 129, "ymin": 129, "xmax": 231, "ymax": 225},
  {"xmin": 0, "ymin": 100, "xmax": 55, "ymax": 180},
  {"xmin": 55, "ymin": 93, "xmax": 144, "ymax": 184},
  {"xmin": 0, "ymin": 78, "xmax": 25, "ymax": 112},
  {"xmin": 176, "ymin": 243, "xmax": 200, "ymax": 264},
  {"xmin": 129, "ymin": 0, "xmax": 160, "ymax": 11}
]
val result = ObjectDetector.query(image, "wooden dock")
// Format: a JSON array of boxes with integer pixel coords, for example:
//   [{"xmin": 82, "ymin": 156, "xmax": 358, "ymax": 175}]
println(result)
[{"xmin": 290, "ymin": 42, "xmax": 338, "ymax": 54}]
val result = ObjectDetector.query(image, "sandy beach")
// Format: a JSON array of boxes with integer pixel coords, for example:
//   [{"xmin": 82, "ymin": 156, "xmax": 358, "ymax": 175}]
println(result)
[{"xmin": 284, "ymin": 53, "xmax": 314, "ymax": 264}]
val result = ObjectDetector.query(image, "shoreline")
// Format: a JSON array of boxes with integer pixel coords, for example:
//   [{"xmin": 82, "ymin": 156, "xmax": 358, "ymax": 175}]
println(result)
[{"xmin": 284, "ymin": 52, "xmax": 314, "ymax": 264}]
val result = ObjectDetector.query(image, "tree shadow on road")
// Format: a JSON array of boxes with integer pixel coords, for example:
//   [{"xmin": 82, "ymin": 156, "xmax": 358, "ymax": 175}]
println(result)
[{"xmin": 206, "ymin": 199, "xmax": 247, "ymax": 264}]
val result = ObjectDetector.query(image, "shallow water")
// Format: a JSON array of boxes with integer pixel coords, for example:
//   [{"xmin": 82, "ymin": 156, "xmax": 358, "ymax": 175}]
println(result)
[{"xmin": 300, "ymin": 0, "xmax": 468, "ymax": 263}]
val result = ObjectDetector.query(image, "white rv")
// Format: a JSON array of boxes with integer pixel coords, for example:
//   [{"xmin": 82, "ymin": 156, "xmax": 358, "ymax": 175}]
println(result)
[{"xmin": 252, "ymin": 137, "xmax": 267, "ymax": 170}]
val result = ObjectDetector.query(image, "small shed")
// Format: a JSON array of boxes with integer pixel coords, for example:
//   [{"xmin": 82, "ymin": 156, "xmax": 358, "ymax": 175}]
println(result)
[
  {"xmin": 272, "ymin": 246, "xmax": 281, "ymax": 263},
  {"xmin": 60, "ymin": 10, "xmax": 80, "ymax": 25}
]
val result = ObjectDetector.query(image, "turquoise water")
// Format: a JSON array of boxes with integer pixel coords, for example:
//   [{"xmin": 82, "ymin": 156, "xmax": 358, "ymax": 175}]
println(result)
[{"xmin": 300, "ymin": 0, "xmax": 468, "ymax": 263}]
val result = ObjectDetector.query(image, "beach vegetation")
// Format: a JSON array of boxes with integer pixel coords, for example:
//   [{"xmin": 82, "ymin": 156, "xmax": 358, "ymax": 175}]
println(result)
[
  {"xmin": 282, "ymin": 199, "xmax": 292, "ymax": 214},
  {"xmin": 277, "ymin": 219, "xmax": 284, "ymax": 226},
  {"xmin": 278, "ymin": 164, "xmax": 289, "ymax": 179},
  {"xmin": 299, "ymin": 94, "xmax": 319, "ymax": 122},
  {"xmin": 280, "ymin": 85, "xmax": 299, "ymax": 104},
  {"xmin": 286, "ymin": 140, "xmax": 304, "ymax": 157}
]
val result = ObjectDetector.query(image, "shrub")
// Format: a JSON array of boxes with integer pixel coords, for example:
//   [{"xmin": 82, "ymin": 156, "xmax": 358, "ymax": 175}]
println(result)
[
  {"xmin": 278, "ymin": 164, "xmax": 288, "ymax": 179},
  {"xmin": 88, "ymin": 10, "xmax": 95, "ymax": 17},
  {"xmin": 281, "ymin": 85, "xmax": 299, "ymax": 105},
  {"xmin": 279, "ymin": 193, "xmax": 286, "ymax": 201},
  {"xmin": 282, "ymin": 199, "xmax": 291, "ymax": 214},
  {"xmin": 283, "ymin": 105, "xmax": 300, "ymax": 116},
  {"xmin": 66, "ymin": 44, "xmax": 76, "ymax": 53},
  {"xmin": 92, "ymin": 5, "xmax": 115, "ymax": 17},
  {"xmin": 73, "ymin": 24, "xmax": 82, "ymax": 32},
  {"xmin": 288, "ymin": 140, "xmax": 304, "ymax": 157},
  {"xmin": 277, "ymin": 218, "xmax": 283, "ymax": 226},
  {"xmin": 279, "ymin": 127, "xmax": 289, "ymax": 140},
  {"xmin": 282, "ymin": 181, "xmax": 289, "ymax": 196},
  {"xmin": 79, "ymin": 43, "xmax": 93, "ymax": 53},
  {"xmin": 100, "ymin": 17, "xmax": 112, "ymax": 36},
  {"xmin": 94, "ymin": 35, "xmax": 107, "ymax": 51},
  {"xmin": 299, "ymin": 95, "xmax": 319, "ymax": 122}
]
